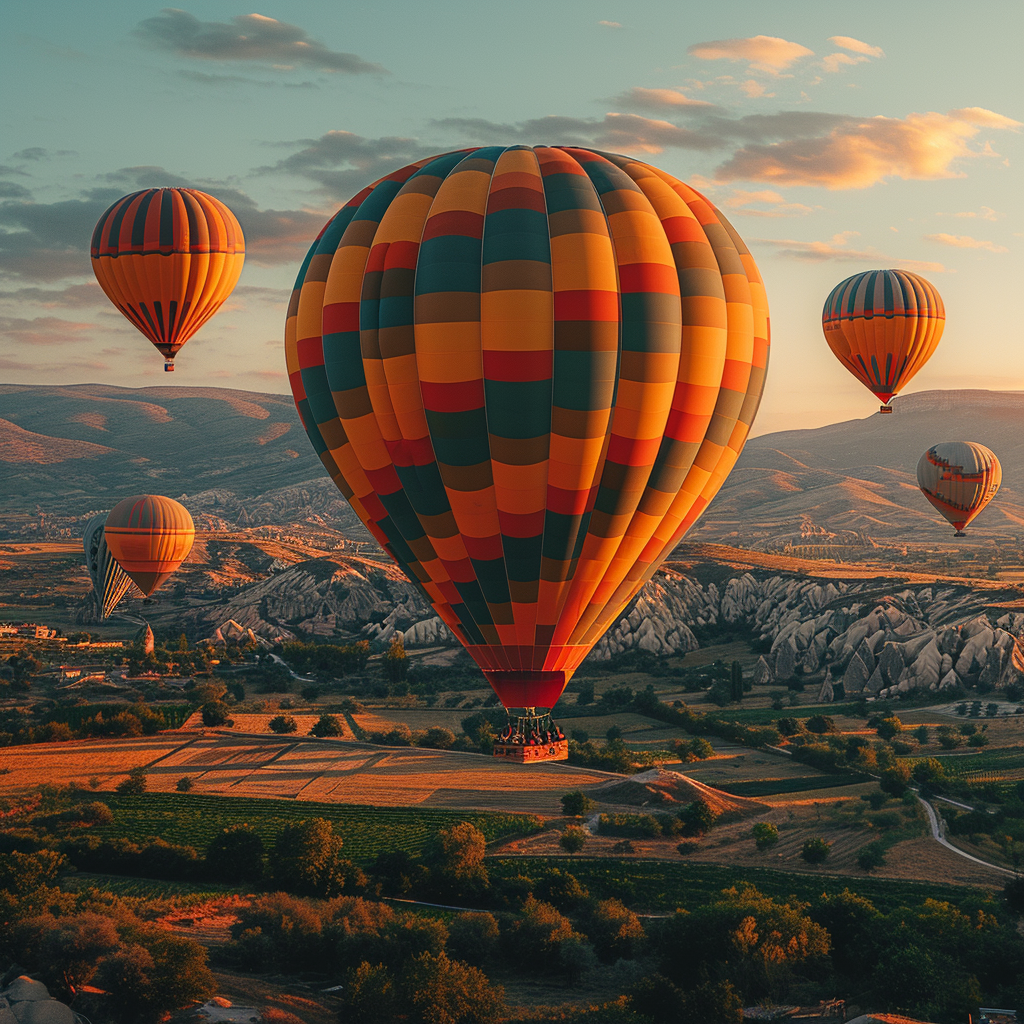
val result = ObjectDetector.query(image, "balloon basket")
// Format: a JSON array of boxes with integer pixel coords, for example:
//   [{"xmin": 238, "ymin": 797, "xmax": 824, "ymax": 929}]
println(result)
[
  {"xmin": 954, "ymin": 530, "xmax": 966, "ymax": 537},
  {"xmin": 164, "ymin": 361, "xmax": 175, "ymax": 372},
  {"xmin": 879, "ymin": 404, "xmax": 893, "ymax": 414},
  {"xmin": 493, "ymin": 708, "xmax": 568, "ymax": 763}
]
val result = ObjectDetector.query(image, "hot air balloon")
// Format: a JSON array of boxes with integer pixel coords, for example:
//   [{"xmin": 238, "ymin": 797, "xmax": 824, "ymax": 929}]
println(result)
[
  {"xmin": 822, "ymin": 269, "xmax": 944, "ymax": 414},
  {"xmin": 83, "ymin": 513, "xmax": 135, "ymax": 618},
  {"xmin": 285, "ymin": 146, "xmax": 769, "ymax": 759},
  {"xmin": 104, "ymin": 495, "xmax": 195, "ymax": 597},
  {"xmin": 91, "ymin": 188, "xmax": 245, "ymax": 371},
  {"xmin": 916, "ymin": 442, "xmax": 1000, "ymax": 536}
]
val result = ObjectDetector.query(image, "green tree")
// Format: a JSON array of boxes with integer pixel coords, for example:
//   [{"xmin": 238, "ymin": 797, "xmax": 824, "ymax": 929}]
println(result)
[
  {"xmin": 857, "ymin": 841, "xmax": 887, "ymax": 873},
  {"xmin": 384, "ymin": 634, "xmax": 409, "ymax": 687},
  {"xmin": 752, "ymin": 822, "xmax": 779, "ymax": 851},
  {"xmin": 423, "ymin": 822, "xmax": 488, "ymax": 896},
  {"xmin": 206, "ymin": 824, "xmax": 265, "ymax": 883},
  {"xmin": 310, "ymin": 713, "xmax": 343, "ymax": 737},
  {"xmin": 879, "ymin": 761, "xmax": 911, "ymax": 797},
  {"xmin": 115, "ymin": 767, "xmax": 147, "ymax": 796},
  {"xmin": 401, "ymin": 951, "xmax": 505, "ymax": 1024},
  {"xmin": 175, "ymin": 777, "xmax": 193, "ymax": 792},
  {"xmin": 560, "ymin": 825, "xmax": 588, "ymax": 856},
  {"xmin": 730, "ymin": 661, "xmax": 744, "ymax": 702},
  {"xmin": 446, "ymin": 912, "xmax": 500, "ymax": 967},
  {"xmin": 269, "ymin": 818, "xmax": 348, "ymax": 897},
  {"xmin": 583, "ymin": 898, "xmax": 646, "ymax": 962},
  {"xmin": 801, "ymin": 837, "xmax": 831, "ymax": 864},
  {"xmin": 342, "ymin": 962, "xmax": 399, "ymax": 1024},
  {"xmin": 419, "ymin": 726, "xmax": 456, "ymax": 749},
  {"xmin": 561, "ymin": 790, "xmax": 595, "ymax": 817},
  {"xmin": 876, "ymin": 715, "xmax": 904, "ymax": 740},
  {"xmin": 805, "ymin": 715, "xmax": 836, "ymax": 734},
  {"xmin": 680, "ymin": 798, "xmax": 717, "ymax": 837},
  {"xmin": 268, "ymin": 714, "xmax": 297, "ymax": 734},
  {"xmin": 200, "ymin": 701, "xmax": 229, "ymax": 726}
]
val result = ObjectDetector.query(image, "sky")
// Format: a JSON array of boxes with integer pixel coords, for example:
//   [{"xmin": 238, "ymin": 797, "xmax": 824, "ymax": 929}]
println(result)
[{"xmin": 1, "ymin": 0, "xmax": 1021, "ymax": 435}]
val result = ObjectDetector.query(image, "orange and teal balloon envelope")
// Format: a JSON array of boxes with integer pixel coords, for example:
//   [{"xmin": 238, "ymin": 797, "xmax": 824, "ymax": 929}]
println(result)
[
  {"xmin": 91, "ymin": 188, "xmax": 245, "ymax": 369},
  {"xmin": 104, "ymin": 495, "xmax": 195, "ymax": 597},
  {"xmin": 822, "ymin": 269, "xmax": 944, "ymax": 407},
  {"xmin": 916, "ymin": 442, "xmax": 1001, "ymax": 535},
  {"xmin": 285, "ymin": 146, "xmax": 770, "ymax": 710}
]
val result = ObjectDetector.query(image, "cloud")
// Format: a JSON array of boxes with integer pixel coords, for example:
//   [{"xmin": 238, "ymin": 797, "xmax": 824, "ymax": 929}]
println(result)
[
  {"xmin": 177, "ymin": 70, "xmax": 318, "ymax": 89},
  {"xmin": 821, "ymin": 52, "xmax": 869, "ymax": 74},
  {"xmin": 949, "ymin": 107, "xmax": 1022, "ymax": 130},
  {"xmin": 758, "ymin": 232, "xmax": 946, "ymax": 273},
  {"xmin": 687, "ymin": 36, "xmax": 814, "ymax": 73},
  {"xmin": 0, "ymin": 315, "xmax": 97, "ymax": 346},
  {"xmin": 953, "ymin": 206, "xmax": 1000, "ymax": 221},
  {"xmin": 926, "ymin": 233, "xmax": 1008, "ymax": 253},
  {"xmin": 10, "ymin": 147, "xmax": 76, "ymax": 161},
  {"xmin": 598, "ymin": 20, "xmax": 622, "ymax": 28},
  {"xmin": 720, "ymin": 188, "xmax": 815, "ymax": 218},
  {"xmin": 134, "ymin": 9, "xmax": 386, "ymax": 74},
  {"xmin": 611, "ymin": 87, "xmax": 717, "ymax": 113},
  {"xmin": 739, "ymin": 80, "xmax": 772, "ymax": 99},
  {"xmin": 0, "ymin": 283, "xmax": 104, "ymax": 307},
  {"xmin": 828, "ymin": 36, "xmax": 884, "ymax": 58},
  {"xmin": 0, "ymin": 183, "xmax": 32, "ymax": 200},
  {"xmin": 715, "ymin": 108, "xmax": 1019, "ymax": 189}
]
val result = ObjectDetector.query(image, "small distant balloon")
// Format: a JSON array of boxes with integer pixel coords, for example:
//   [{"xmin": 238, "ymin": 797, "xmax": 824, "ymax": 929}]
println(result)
[
  {"xmin": 822, "ymin": 269, "xmax": 944, "ymax": 414},
  {"xmin": 91, "ymin": 188, "xmax": 245, "ymax": 372},
  {"xmin": 103, "ymin": 495, "xmax": 195, "ymax": 596},
  {"xmin": 82, "ymin": 514, "xmax": 134, "ymax": 618},
  {"xmin": 916, "ymin": 442, "xmax": 1000, "ymax": 536}
]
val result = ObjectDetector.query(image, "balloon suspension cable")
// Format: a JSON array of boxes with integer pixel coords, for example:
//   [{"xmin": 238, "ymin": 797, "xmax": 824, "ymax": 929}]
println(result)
[{"xmin": 493, "ymin": 706, "xmax": 568, "ymax": 762}]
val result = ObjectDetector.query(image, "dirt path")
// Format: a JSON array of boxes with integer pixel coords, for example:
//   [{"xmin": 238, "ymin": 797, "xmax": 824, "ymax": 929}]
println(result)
[{"xmin": 918, "ymin": 796, "xmax": 1015, "ymax": 877}]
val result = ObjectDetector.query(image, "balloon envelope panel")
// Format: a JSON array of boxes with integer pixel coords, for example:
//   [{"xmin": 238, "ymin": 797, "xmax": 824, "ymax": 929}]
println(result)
[
  {"xmin": 916, "ymin": 441, "xmax": 1001, "ymax": 533},
  {"xmin": 285, "ymin": 146, "xmax": 769, "ymax": 709},
  {"xmin": 104, "ymin": 495, "xmax": 195, "ymax": 597},
  {"xmin": 91, "ymin": 188, "xmax": 245, "ymax": 364},
  {"xmin": 822, "ymin": 269, "xmax": 943, "ymax": 404},
  {"xmin": 83, "ymin": 514, "xmax": 135, "ymax": 618}
]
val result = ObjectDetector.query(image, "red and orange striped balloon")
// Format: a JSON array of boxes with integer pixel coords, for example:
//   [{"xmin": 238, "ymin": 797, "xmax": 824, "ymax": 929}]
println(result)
[
  {"xmin": 91, "ymin": 188, "xmax": 245, "ymax": 371},
  {"xmin": 104, "ymin": 495, "xmax": 195, "ymax": 597},
  {"xmin": 286, "ymin": 146, "xmax": 769, "ymax": 710}
]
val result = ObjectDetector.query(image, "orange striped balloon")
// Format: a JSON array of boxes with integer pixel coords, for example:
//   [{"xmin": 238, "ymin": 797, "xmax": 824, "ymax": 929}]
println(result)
[
  {"xmin": 286, "ymin": 146, "xmax": 769, "ymax": 711},
  {"xmin": 91, "ymin": 188, "xmax": 245, "ymax": 372},
  {"xmin": 104, "ymin": 495, "xmax": 195, "ymax": 596},
  {"xmin": 822, "ymin": 269, "xmax": 944, "ymax": 413}
]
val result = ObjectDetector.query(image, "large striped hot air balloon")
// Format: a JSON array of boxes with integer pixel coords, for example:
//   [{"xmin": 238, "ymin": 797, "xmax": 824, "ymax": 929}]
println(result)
[
  {"xmin": 83, "ymin": 514, "xmax": 135, "ymax": 618},
  {"xmin": 91, "ymin": 188, "xmax": 245, "ymax": 371},
  {"xmin": 917, "ymin": 442, "xmax": 1001, "ymax": 536},
  {"xmin": 104, "ymin": 495, "xmax": 195, "ymax": 597},
  {"xmin": 822, "ymin": 269, "xmax": 944, "ymax": 414},
  {"xmin": 285, "ymin": 146, "xmax": 769, "ymax": 756}
]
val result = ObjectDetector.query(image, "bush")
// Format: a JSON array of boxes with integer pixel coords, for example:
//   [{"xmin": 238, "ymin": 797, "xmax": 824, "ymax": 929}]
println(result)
[
  {"xmin": 207, "ymin": 824, "xmax": 265, "ymax": 883},
  {"xmin": 115, "ymin": 768, "xmax": 146, "ymax": 796},
  {"xmin": 560, "ymin": 826, "xmax": 588, "ymax": 855},
  {"xmin": 176, "ymin": 777, "xmax": 193, "ymax": 793},
  {"xmin": 752, "ymin": 822, "xmax": 779, "ymax": 851},
  {"xmin": 310, "ymin": 714, "xmax": 343, "ymax": 737},
  {"xmin": 676, "ymin": 839, "xmax": 700, "ymax": 855},
  {"xmin": 876, "ymin": 716, "xmax": 904, "ymax": 740},
  {"xmin": 268, "ymin": 818, "xmax": 351, "ymax": 897},
  {"xmin": 857, "ymin": 841, "xmax": 887, "ymax": 872},
  {"xmin": 968, "ymin": 732, "xmax": 989, "ymax": 747},
  {"xmin": 201, "ymin": 701, "xmax": 230, "ymax": 727},
  {"xmin": 805, "ymin": 715, "xmax": 837, "ymax": 735},
  {"xmin": 419, "ymin": 727, "xmax": 456, "ymax": 750},
  {"xmin": 561, "ymin": 790, "xmax": 595, "ymax": 817},
  {"xmin": 679, "ymin": 799, "xmax": 717, "ymax": 837},
  {"xmin": 423, "ymin": 822, "xmax": 488, "ymax": 896},
  {"xmin": 598, "ymin": 814, "xmax": 662, "ymax": 839},
  {"xmin": 801, "ymin": 838, "xmax": 831, "ymax": 864},
  {"xmin": 268, "ymin": 715, "xmax": 298, "ymax": 734},
  {"xmin": 447, "ymin": 912, "xmax": 500, "ymax": 967}
]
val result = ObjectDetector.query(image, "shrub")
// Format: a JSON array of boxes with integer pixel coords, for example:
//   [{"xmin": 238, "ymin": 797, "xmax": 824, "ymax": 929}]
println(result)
[
  {"xmin": 776, "ymin": 717, "xmax": 801, "ymax": 737},
  {"xmin": 598, "ymin": 814, "xmax": 662, "ymax": 839},
  {"xmin": 201, "ymin": 701, "xmax": 230, "ymax": 727},
  {"xmin": 419, "ymin": 727, "xmax": 456, "ymax": 750},
  {"xmin": 857, "ymin": 841, "xmax": 887, "ymax": 872},
  {"xmin": 876, "ymin": 716, "xmax": 904, "ymax": 740},
  {"xmin": 561, "ymin": 790, "xmax": 595, "ymax": 817},
  {"xmin": 679, "ymin": 798, "xmax": 717, "ymax": 837},
  {"xmin": 913, "ymin": 725, "xmax": 930, "ymax": 744},
  {"xmin": 268, "ymin": 715, "xmax": 298, "ymax": 734},
  {"xmin": 175, "ymin": 777, "xmax": 193, "ymax": 793},
  {"xmin": 310, "ymin": 714, "xmax": 343, "ymax": 737},
  {"xmin": 560, "ymin": 826, "xmax": 588, "ymax": 855},
  {"xmin": 268, "ymin": 818, "xmax": 349, "ymax": 897},
  {"xmin": 207, "ymin": 824, "xmax": 265, "ymax": 883},
  {"xmin": 805, "ymin": 714, "xmax": 837, "ymax": 734},
  {"xmin": 801, "ymin": 838, "xmax": 831, "ymax": 864},
  {"xmin": 752, "ymin": 822, "xmax": 779, "ymax": 851},
  {"xmin": 115, "ymin": 768, "xmax": 146, "ymax": 796},
  {"xmin": 880, "ymin": 762, "xmax": 911, "ymax": 796},
  {"xmin": 447, "ymin": 912, "xmax": 500, "ymax": 966},
  {"xmin": 676, "ymin": 839, "xmax": 700, "ymax": 855},
  {"xmin": 968, "ymin": 732, "xmax": 989, "ymax": 747},
  {"xmin": 423, "ymin": 822, "xmax": 488, "ymax": 895}
]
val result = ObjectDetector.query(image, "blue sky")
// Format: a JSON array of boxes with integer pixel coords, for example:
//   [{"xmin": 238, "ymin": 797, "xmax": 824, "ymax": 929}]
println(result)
[{"xmin": 2, "ymin": 0, "xmax": 1020, "ymax": 434}]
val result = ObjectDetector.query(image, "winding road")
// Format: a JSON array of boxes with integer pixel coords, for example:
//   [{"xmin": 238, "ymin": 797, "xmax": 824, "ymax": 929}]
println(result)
[{"xmin": 916, "ymin": 796, "xmax": 1016, "ymax": 877}]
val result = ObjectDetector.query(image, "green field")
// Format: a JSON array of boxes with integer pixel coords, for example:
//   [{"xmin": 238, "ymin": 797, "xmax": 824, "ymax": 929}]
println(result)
[
  {"xmin": 92, "ymin": 793, "xmax": 542, "ymax": 860},
  {"xmin": 491, "ymin": 857, "xmax": 999, "ymax": 915},
  {"xmin": 716, "ymin": 773, "xmax": 868, "ymax": 797},
  {"xmin": 701, "ymin": 703, "xmax": 865, "ymax": 725},
  {"xmin": 927, "ymin": 746, "xmax": 1024, "ymax": 783}
]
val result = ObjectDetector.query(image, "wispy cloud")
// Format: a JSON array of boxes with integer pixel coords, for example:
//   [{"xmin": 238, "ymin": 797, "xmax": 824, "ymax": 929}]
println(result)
[
  {"xmin": 688, "ymin": 36, "xmax": 814, "ymax": 74},
  {"xmin": 820, "ymin": 52, "xmax": 870, "ymax": 74},
  {"xmin": 952, "ymin": 206, "xmax": 1000, "ymax": 221},
  {"xmin": 611, "ymin": 87, "xmax": 717, "ymax": 113},
  {"xmin": 720, "ymin": 188, "xmax": 815, "ymax": 218},
  {"xmin": 716, "ymin": 108, "xmax": 1019, "ymax": 189},
  {"xmin": 134, "ymin": 10, "xmax": 386, "ymax": 74},
  {"xmin": 926, "ymin": 233, "xmax": 1008, "ymax": 252},
  {"xmin": 828, "ymin": 36, "xmax": 884, "ymax": 58},
  {"xmin": 0, "ymin": 315, "xmax": 97, "ymax": 345},
  {"xmin": 598, "ymin": 20, "xmax": 622, "ymax": 28},
  {"xmin": 758, "ymin": 231, "xmax": 947, "ymax": 273}
]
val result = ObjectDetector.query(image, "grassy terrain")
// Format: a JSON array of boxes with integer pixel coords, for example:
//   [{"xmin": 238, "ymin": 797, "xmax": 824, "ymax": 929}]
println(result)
[
  {"xmin": 716, "ymin": 774, "xmax": 868, "ymax": 797},
  {"xmin": 90, "ymin": 792, "xmax": 541, "ymax": 860},
  {"xmin": 491, "ymin": 855, "xmax": 1000, "ymax": 915}
]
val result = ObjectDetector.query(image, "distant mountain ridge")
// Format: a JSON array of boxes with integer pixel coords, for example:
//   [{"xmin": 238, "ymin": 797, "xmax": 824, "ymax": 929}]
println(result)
[{"xmin": 3, "ymin": 384, "xmax": 1024, "ymax": 548}]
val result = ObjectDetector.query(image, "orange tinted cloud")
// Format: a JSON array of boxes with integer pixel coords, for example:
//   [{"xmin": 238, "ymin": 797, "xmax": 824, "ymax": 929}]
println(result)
[
  {"xmin": 716, "ymin": 108, "xmax": 1019, "ymax": 189},
  {"xmin": 828, "ymin": 36, "xmax": 884, "ymax": 58},
  {"xmin": 926, "ymin": 233, "xmax": 1008, "ymax": 252},
  {"xmin": 688, "ymin": 35, "xmax": 813, "ymax": 73},
  {"xmin": 612, "ymin": 87, "xmax": 716, "ymax": 112}
]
